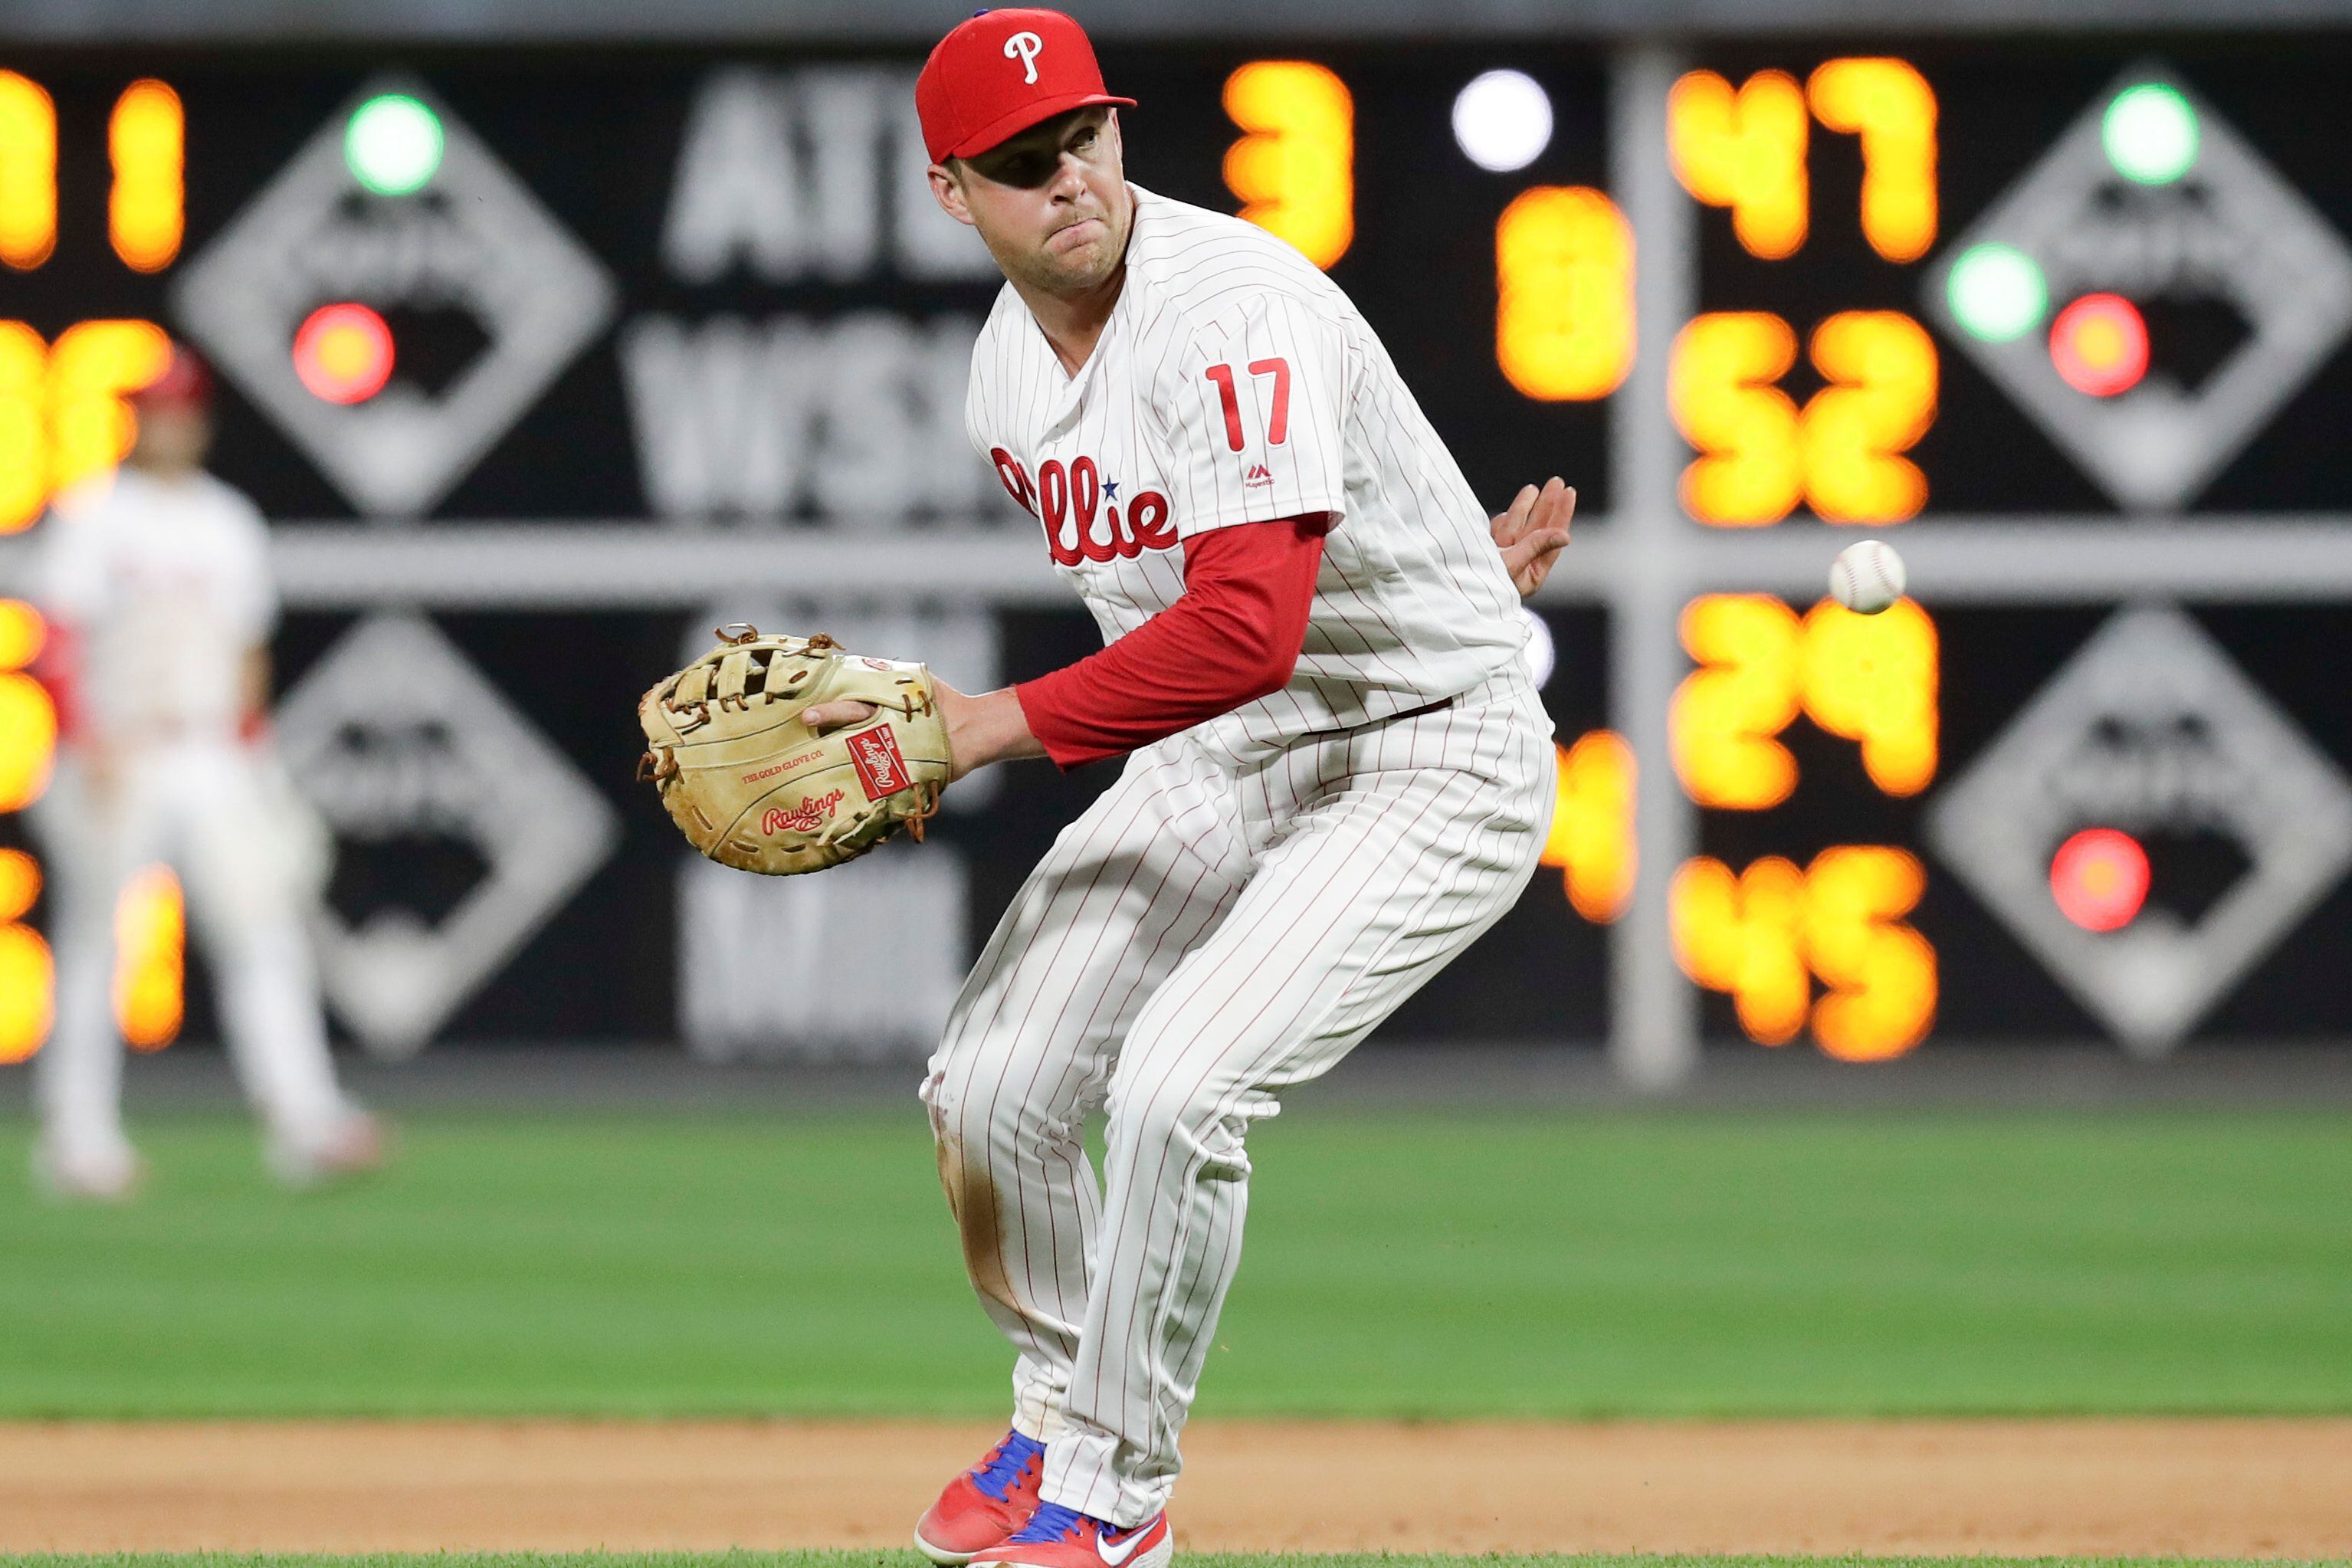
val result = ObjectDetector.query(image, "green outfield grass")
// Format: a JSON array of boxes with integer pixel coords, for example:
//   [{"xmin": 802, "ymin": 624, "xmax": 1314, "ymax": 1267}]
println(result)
[{"xmin": 0, "ymin": 1106, "xmax": 2346, "ymax": 1418}]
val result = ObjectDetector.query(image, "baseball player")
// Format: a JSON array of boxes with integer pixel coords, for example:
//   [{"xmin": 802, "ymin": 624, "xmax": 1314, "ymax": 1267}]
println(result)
[
  {"xmin": 27, "ymin": 347, "xmax": 384, "ymax": 1199},
  {"xmin": 792, "ymin": 15, "xmax": 1573, "ymax": 1566}
]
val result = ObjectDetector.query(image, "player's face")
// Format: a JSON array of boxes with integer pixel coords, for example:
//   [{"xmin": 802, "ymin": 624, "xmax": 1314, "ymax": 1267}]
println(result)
[
  {"xmin": 130, "ymin": 402, "xmax": 212, "ymax": 475},
  {"xmin": 931, "ymin": 108, "xmax": 1132, "ymax": 296}
]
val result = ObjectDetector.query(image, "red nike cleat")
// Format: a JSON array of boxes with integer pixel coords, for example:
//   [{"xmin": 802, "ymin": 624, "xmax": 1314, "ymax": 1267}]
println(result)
[
  {"xmin": 971, "ymin": 1501, "xmax": 1172, "ymax": 1568},
  {"xmin": 915, "ymin": 1428, "xmax": 1046, "ymax": 1564}
]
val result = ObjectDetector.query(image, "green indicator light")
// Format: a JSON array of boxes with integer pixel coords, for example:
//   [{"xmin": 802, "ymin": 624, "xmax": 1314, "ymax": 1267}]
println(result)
[
  {"xmin": 346, "ymin": 93, "xmax": 445, "ymax": 195},
  {"xmin": 1947, "ymin": 243, "xmax": 2049, "ymax": 343},
  {"xmin": 2103, "ymin": 84, "xmax": 2199, "ymax": 185}
]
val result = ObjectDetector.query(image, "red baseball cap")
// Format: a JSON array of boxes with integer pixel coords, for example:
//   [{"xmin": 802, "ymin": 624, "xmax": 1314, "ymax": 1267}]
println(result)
[
  {"xmin": 916, "ymin": 8, "xmax": 1134, "ymax": 164},
  {"xmin": 130, "ymin": 343, "xmax": 212, "ymax": 410}
]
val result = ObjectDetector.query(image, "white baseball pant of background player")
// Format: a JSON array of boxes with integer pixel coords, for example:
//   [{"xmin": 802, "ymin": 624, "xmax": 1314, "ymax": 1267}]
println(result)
[
  {"xmin": 923, "ymin": 667, "xmax": 1553, "ymax": 1526},
  {"xmin": 34, "ymin": 745, "xmax": 353, "ymax": 1185}
]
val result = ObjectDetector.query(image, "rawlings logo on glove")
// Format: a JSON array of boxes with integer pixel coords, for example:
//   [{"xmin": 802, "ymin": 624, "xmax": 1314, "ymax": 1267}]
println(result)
[
  {"xmin": 762, "ymin": 789, "xmax": 845, "ymax": 835},
  {"xmin": 638, "ymin": 626, "xmax": 953, "ymax": 875}
]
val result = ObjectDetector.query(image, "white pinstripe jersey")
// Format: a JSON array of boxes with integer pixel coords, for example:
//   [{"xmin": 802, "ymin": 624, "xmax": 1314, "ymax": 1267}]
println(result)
[{"xmin": 966, "ymin": 184, "xmax": 1527, "ymax": 756}]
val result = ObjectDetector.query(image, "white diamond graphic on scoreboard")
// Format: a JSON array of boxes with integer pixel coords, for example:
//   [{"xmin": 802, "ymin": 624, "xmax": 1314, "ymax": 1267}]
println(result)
[
  {"xmin": 275, "ymin": 615, "xmax": 619, "ymax": 1056},
  {"xmin": 1924, "ymin": 63, "xmax": 2352, "ymax": 510},
  {"xmin": 172, "ymin": 77, "xmax": 615, "ymax": 517},
  {"xmin": 1925, "ymin": 607, "xmax": 2352, "ymax": 1055}
]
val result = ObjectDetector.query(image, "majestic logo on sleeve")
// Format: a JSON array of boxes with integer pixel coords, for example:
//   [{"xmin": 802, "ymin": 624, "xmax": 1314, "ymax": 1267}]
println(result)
[
  {"xmin": 1004, "ymin": 31, "xmax": 1045, "ymax": 84},
  {"xmin": 991, "ymin": 448, "xmax": 1176, "ymax": 567},
  {"xmin": 848, "ymin": 726, "xmax": 915, "ymax": 797}
]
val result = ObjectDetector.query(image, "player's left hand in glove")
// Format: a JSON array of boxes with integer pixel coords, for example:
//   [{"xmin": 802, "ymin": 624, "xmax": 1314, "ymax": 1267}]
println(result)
[{"xmin": 638, "ymin": 625, "xmax": 953, "ymax": 875}]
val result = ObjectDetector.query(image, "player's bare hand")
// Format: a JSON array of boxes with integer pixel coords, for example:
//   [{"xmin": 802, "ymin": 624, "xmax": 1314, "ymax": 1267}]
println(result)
[
  {"xmin": 801, "ymin": 700, "xmax": 880, "ymax": 735},
  {"xmin": 1492, "ymin": 477, "xmax": 1575, "ymax": 599}
]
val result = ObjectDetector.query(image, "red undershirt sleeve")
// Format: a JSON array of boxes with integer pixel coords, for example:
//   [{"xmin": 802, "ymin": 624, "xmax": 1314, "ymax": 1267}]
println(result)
[
  {"xmin": 32, "ymin": 622, "xmax": 84, "ymax": 744},
  {"xmin": 1014, "ymin": 514, "xmax": 1328, "ymax": 769}
]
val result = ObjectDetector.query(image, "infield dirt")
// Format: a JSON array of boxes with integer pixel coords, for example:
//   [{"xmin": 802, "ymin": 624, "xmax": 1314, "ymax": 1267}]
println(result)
[{"xmin": 3, "ymin": 1418, "xmax": 2347, "ymax": 1559}]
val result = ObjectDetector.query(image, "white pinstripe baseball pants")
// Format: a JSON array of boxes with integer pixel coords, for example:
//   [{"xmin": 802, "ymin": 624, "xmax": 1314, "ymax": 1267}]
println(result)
[{"xmin": 922, "ymin": 670, "xmax": 1554, "ymax": 1525}]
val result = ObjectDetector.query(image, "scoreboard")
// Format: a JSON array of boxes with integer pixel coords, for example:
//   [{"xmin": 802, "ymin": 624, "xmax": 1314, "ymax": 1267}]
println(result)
[{"xmin": 0, "ymin": 35, "xmax": 2349, "ymax": 1074}]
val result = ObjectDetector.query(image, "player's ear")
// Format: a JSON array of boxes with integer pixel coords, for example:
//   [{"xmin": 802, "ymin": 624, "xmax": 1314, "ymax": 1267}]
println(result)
[{"xmin": 930, "ymin": 161, "xmax": 978, "ymax": 228}]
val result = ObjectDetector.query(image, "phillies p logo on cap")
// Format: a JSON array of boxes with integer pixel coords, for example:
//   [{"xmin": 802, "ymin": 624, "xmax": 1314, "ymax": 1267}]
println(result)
[
  {"xmin": 1003, "ymin": 28, "xmax": 1045, "ymax": 83},
  {"xmin": 916, "ymin": 8, "xmax": 1137, "ymax": 164}
]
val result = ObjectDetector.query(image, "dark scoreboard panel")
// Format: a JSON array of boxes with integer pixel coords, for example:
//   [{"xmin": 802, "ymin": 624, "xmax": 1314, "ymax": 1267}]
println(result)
[
  {"xmin": 8, "ymin": 40, "xmax": 2352, "ymax": 523},
  {"xmin": 0, "ymin": 45, "xmax": 1615, "ymax": 526},
  {"xmin": 0, "ymin": 605, "xmax": 1615, "ymax": 1053},
  {"xmin": 1, "ymin": 38, "xmax": 2349, "ymax": 1062},
  {"xmin": 1681, "ymin": 600, "xmax": 2352, "ymax": 1053},
  {"xmin": 1663, "ymin": 39, "xmax": 2352, "ymax": 1056}
]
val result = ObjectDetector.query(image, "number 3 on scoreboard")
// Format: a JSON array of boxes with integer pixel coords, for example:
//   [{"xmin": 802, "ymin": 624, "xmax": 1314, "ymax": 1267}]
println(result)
[{"xmin": 1203, "ymin": 358, "xmax": 1292, "ymax": 451}]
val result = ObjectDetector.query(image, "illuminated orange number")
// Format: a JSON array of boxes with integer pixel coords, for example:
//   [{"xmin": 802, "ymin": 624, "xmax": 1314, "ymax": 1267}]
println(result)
[
  {"xmin": 1803, "ymin": 311, "xmax": 1937, "ymax": 524},
  {"xmin": 1675, "ymin": 592, "xmax": 1939, "ymax": 806},
  {"xmin": 0, "ymin": 319, "xmax": 175, "ymax": 530},
  {"xmin": 0, "ymin": 849, "xmax": 50, "ymax": 1064},
  {"xmin": 1674, "ymin": 310, "xmax": 1936, "ymax": 526},
  {"xmin": 0, "ymin": 71, "xmax": 56, "ymax": 271},
  {"xmin": 1672, "ymin": 847, "xmax": 1936, "ymax": 1058},
  {"xmin": 50, "ymin": 320, "xmax": 175, "ymax": 494},
  {"xmin": 0, "ymin": 599, "xmax": 56, "ymax": 812},
  {"xmin": 1672, "ymin": 60, "xmax": 1936, "ymax": 263},
  {"xmin": 0, "ymin": 72, "xmax": 187, "ymax": 275},
  {"xmin": 1540, "ymin": 729, "xmax": 1637, "ymax": 923},
  {"xmin": 1671, "ymin": 855, "xmax": 1810, "ymax": 1045},
  {"xmin": 110, "ymin": 79, "xmax": 185, "ymax": 273},
  {"xmin": 1799, "ymin": 597, "xmax": 1938, "ymax": 796},
  {"xmin": 114, "ymin": 865, "xmax": 184, "ymax": 1051},
  {"xmin": 1803, "ymin": 845, "xmax": 1936, "ymax": 1060},
  {"xmin": 0, "ymin": 602, "xmax": 56, "ymax": 1066},
  {"xmin": 1673, "ymin": 594, "xmax": 1803, "ymax": 809},
  {"xmin": 1806, "ymin": 58, "xmax": 1937, "ymax": 263},
  {"xmin": 1494, "ymin": 185, "xmax": 1635, "ymax": 402},
  {"xmin": 1671, "ymin": 313, "xmax": 1803, "ymax": 526},
  {"xmin": 1223, "ymin": 61, "xmax": 1353, "ymax": 268},
  {"xmin": 0, "ymin": 323, "xmax": 44, "ymax": 531},
  {"xmin": 1668, "ymin": 69, "xmax": 1808, "ymax": 260}
]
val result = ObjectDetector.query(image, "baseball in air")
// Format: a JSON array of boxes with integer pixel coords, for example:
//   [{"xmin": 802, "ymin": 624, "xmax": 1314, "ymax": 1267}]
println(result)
[{"xmin": 1829, "ymin": 539, "xmax": 1908, "ymax": 615}]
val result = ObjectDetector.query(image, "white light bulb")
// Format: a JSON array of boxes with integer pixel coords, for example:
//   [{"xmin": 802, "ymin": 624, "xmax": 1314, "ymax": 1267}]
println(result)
[{"xmin": 1453, "ymin": 70, "xmax": 1553, "ymax": 173}]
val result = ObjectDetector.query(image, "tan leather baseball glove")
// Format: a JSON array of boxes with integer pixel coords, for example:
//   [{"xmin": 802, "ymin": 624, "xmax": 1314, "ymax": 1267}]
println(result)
[{"xmin": 638, "ymin": 625, "xmax": 952, "ymax": 875}]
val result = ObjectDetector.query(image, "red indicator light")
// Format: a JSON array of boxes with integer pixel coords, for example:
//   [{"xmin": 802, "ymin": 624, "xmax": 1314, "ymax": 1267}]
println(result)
[
  {"xmin": 2049, "ymin": 293, "xmax": 2149, "ymax": 398},
  {"xmin": 2050, "ymin": 827, "xmax": 2150, "ymax": 932},
  {"xmin": 292, "ymin": 303, "xmax": 394, "ymax": 404}
]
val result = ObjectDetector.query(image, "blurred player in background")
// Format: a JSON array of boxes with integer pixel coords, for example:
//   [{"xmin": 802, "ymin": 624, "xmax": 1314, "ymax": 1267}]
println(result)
[{"xmin": 27, "ymin": 345, "xmax": 384, "ymax": 1199}]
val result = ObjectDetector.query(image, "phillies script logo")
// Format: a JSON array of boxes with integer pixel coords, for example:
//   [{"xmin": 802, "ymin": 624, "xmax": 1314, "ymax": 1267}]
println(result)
[
  {"xmin": 762, "ymin": 789, "xmax": 844, "ymax": 835},
  {"xmin": 848, "ymin": 726, "xmax": 914, "ymax": 798},
  {"xmin": 992, "ymin": 448, "xmax": 1175, "ymax": 567}
]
